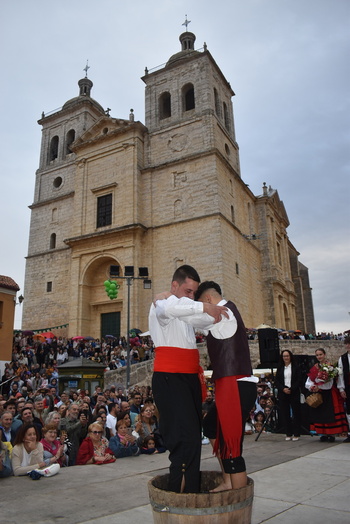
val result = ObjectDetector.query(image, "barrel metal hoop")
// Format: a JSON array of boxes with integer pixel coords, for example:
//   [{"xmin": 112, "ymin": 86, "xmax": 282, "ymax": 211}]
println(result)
[{"xmin": 151, "ymin": 495, "xmax": 253, "ymax": 515}]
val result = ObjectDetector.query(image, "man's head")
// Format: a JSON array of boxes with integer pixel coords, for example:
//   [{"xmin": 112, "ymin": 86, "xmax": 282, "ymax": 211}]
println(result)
[
  {"xmin": 34, "ymin": 396, "xmax": 44, "ymax": 411},
  {"xmin": 16, "ymin": 398, "xmax": 26, "ymax": 413},
  {"xmin": 132, "ymin": 393, "xmax": 142, "ymax": 406},
  {"xmin": 171, "ymin": 265, "xmax": 200, "ymax": 299},
  {"xmin": 4, "ymin": 400, "xmax": 16, "ymax": 417},
  {"xmin": 21, "ymin": 407, "xmax": 34, "ymax": 424},
  {"xmin": 194, "ymin": 281, "xmax": 222, "ymax": 303},
  {"xmin": 67, "ymin": 403, "xmax": 80, "ymax": 420},
  {"xmin": 0, "ymin": 411, "xmax": 13, "ymax": 430},
  {"xmin": 344, "ymin": 337, "xmax": 350, "ymax": 352},
  {"xmin": 120, "ymin": 401, "xmax": 130, "ymax": 413}
]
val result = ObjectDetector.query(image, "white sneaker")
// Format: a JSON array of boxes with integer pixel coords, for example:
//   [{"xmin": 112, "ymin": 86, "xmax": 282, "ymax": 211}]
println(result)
[
  {"xmin": 202, "ymin": 437, "xmax": 210, "ymax": 445},
  {"xmin": 285, "ymin": 437, "xmax": 292, "ymax": 441},
  {"xmin": 292, "ymin": 437, "xmax": 299, "ymax": 441}
]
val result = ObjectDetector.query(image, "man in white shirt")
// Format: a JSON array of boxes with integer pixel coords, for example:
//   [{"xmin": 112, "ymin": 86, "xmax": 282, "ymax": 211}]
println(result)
[
  {"xmin": 106, "ymin": 403, "xmax": 119, "ymax": 437},
  {"xmin": 149, "ymin": 265, "xmax": 228, "ymax": 493}
]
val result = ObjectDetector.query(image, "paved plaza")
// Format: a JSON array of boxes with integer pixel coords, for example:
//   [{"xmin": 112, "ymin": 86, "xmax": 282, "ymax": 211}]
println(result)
[{"xmin": 1, "ymin": 433, "xmax": 349, "ymax": 524}]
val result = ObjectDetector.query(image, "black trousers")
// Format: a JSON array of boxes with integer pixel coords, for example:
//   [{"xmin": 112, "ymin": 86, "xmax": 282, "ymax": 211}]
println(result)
[
  {"xmin": 278, "ymin": 392, "xmax": 301, "ymax": 437},
  {"xmin": 152, "ymin": 372, "xmax": 202, "ymax": 493}
]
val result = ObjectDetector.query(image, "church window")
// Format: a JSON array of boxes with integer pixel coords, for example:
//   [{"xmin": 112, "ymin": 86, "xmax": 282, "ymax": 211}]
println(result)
[
  {"xmin": 97, "ymin": 193, "xmax": 112, "ymax": 228},
  {"xmin": 46, "ymin": 281, "xmax": 52, "ymax": 292},
  {"xmin": 214, "ymin": 88, "xmax": 220, "ymax": 116},
  {"xmin": 159, "ymin": 92, "xmax": 171, "ymax": 119},
  {"xmin": 225, "ymin": 144, "xmax": 230, "ymax": 155},
  {"xmin": 65, "ymin": 129, "xmax": 75, "ymax": 155},
  {"xmin": 231, "ymin": 205, "xmax": 235, "ymax": 223},
  {"xmin": 49, "ymin": 136, "xmax": 59, "ymax": 162},
  {"xmin": 52, "ymin": 208, "xmax": 58, "ymax": 222},
  {"xmin": 182, "ymin": 83, "xmax": 195, "ymax": 111},
  {"xmin": 235, "ymin": 262, "xmax": 239, "ymax": 275},
  {"xmin": 49, "ymin": 233, "xmax": 56, "ymax": 249},
  {"xmin": 223, "ymin": 103, "xmax": 230, "ymax": 132},
  {"xmin": 53, "ymin": 176, "xmax": 62, "ymax": 188}
]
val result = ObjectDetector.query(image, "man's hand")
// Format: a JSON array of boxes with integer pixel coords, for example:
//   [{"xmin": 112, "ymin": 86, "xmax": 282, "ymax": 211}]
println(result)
[
  {"xmin": 203, "ymin": 303, "xmax": 229, "ymax": 323},
  {"xmin": 153, "ymin": 291, "xmax": 172, "ymax": 305}
]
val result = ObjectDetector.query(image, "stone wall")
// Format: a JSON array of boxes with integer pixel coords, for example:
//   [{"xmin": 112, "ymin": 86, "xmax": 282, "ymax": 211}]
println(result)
[{"xmin": 104, "ymin": 339, "xmax": 345, "ymax": 390}]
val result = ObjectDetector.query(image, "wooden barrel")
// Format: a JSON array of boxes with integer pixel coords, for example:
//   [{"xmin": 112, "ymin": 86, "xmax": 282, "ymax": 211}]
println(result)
[{"xmin": 148, "ymin": 471, "xmax": 254, "ymax": 524}]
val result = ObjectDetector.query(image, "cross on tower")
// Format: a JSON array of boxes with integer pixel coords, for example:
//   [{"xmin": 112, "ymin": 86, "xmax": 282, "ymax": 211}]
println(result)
[
  {"xmin": 182, "ymin": 15, "xmax": 191, "ymax": 31},
  {"xmin": 83, "ymin": 60, "xmax": 90, "ymax": 78}
]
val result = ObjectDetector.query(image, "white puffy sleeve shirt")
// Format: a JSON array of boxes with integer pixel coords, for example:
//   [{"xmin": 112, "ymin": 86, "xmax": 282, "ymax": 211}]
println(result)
[{"xmin": 149, "ymin": 296, "xmax": 237, "ymax": 349}]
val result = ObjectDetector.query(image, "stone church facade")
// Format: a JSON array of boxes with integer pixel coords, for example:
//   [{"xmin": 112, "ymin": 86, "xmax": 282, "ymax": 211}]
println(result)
[{"xmin": 22, "ymin": 31, "xmax": 315, "ymax": 338}]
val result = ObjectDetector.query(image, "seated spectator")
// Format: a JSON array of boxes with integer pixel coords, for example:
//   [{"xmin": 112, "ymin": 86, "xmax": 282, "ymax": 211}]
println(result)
[
  {"xmin": 1, "ymin": 411, "xmax": 16, "ymax": 445},
  {"xmin": 135, "ymin": 405, "xmax": 162, "ymax": 446},
  {"xmin": 60, "ymin": 403, "xmax": 88, "ymax": 466},
  {"xmin": 140, "ymin": 435, "xmax": 166, "ymax": 454},
  {"xmin": 0, "ymin": 428, "xmax": 13, "ymax": 477},
  {"xmin": 94, "ymin": 412, "xmax": 111, "ymax": 441},
  {"xmin": 11, "ymin": 423, "xmax": 46, "ymax": 476},
  {"xmin": 76, "ymin": 423, "xmax": 115, "ymax": 465},
  {"xmin": 253, "ymin": 411, "xmax": 266, "ymax": 433},
  {"xmin": 40, "ymin": 424, "xmax": 66, "ymax": 467},
  {"xmin": 109, "ymin": 420, "xmax": 140, "ymax": 458}
]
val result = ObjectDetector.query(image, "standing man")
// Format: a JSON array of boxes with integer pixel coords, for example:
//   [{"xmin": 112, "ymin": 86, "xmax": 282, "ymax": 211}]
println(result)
[
  {"xmin": 149, "ymin": 265, "xmax": 228, "ymax": 493},
  {"xmin": 338, "ymin": 337, "xmax": 350, "ymax": 443},
  {"xmin": 195, "ymin": 281, "xmax": 257, "ymax": 490}
]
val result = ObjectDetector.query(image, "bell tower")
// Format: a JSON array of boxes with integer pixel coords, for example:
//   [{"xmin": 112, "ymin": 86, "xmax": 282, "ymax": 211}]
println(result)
[{"xmin": 142, "ymin": 30, "xmax": 240, "ymax": 176}]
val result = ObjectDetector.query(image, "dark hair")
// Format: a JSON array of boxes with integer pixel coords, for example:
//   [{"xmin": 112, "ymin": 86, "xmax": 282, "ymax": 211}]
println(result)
[
  {"xmin": 143, "ymin": 435, "xmax": 156, "ymax": 447},
  {"xmin": 344, "ymin": 337, "xmax": 350, "ymax": 345},
  {"xmin": 172, "ymin": 265, "xmax": 200, "ymax": 285},
  {"xmin": 254, "ymin": 412, "xmax": 266, "ymax": 423},
  {"xmin": 278, "ymin": 350, "xmax": 294, "ymax": 368},
  {"xmin": 315, "ymin": 348, "xmax": 326, "ymax": 355},
  {"xmin": 116, "ymin": 410, "xmax": 130, "ymax": 422},
  {"xmin": 14, "ymin": 423, "xmax": 40, "ymax": 446},
  {"xmin": 194, "ymin": 281, "xmax": 222, "ymax": 301}
]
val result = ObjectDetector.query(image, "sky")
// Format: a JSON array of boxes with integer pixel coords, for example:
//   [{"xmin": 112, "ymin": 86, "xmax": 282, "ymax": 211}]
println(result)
[{"xmin": 1, "ymin": 0, "xmax": 349, "ymax": 334}]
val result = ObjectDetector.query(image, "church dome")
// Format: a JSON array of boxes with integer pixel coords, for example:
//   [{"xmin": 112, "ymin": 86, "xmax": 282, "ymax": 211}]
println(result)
[
  {"xmin": 62, "ymin": 77, "xmax": 105, "ymax": 114},
  {"xmin": 167, "ymin": 32, "xmax": 200, "ymax": 65}
]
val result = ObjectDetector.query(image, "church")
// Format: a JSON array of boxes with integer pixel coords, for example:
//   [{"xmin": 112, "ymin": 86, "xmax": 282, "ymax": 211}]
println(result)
[{"xmin": 22, "ymin": 30, "xmax": 315, "ymax": 338}]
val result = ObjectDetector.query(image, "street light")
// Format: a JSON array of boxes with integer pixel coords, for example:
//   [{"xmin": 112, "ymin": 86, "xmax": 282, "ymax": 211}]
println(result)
[{"xmin": 108, "ymin": 265, "xmax": 151, "ymax": 389}]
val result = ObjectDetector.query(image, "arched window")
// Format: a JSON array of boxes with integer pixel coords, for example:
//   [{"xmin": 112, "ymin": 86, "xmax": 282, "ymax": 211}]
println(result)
[
  {"xmin": 182, "ymin": 83, "xmax": 195, "ymax": 111},
  {"xmin": 49, "ymin": 136, "xmax": 59, "ymax": 162},
  {"xmin": 223, "ymin": 103, "xmax": 230, "ymax": 132},
  {"xmin": 214, "ymin": 88, "xmax": 220, "ymax": 116},
  {"xmin": 50, "ymin": 233, "xmax": 56, "ymax": 249},
  {"xmin": 66, "ymin": 129, "xmax": 75, "ymax": 155},
  {"xmin": 159, "ymin": 92, "xmax": 171, "ymax": 119},
  {"xmin": 51, "ymin": 208, "xmax": 58, "ymax": 222}
]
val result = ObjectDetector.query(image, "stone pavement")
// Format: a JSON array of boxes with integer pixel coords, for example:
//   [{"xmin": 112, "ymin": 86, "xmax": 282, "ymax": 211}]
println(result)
[{"xmin": 1, "ymin": 433, "xmax": 349, "ymax": 524}]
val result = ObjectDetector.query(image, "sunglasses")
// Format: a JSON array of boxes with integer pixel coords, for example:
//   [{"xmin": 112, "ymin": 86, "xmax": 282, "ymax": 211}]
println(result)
[{"xmin": 91, "ymin": 431, "xmax": 103, "ymax": 435}]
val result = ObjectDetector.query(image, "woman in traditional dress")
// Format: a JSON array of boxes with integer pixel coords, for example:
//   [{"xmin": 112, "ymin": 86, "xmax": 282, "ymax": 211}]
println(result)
[{"xmin": 305, "ymin": 348, "xmax": 348, "ymax": 442}]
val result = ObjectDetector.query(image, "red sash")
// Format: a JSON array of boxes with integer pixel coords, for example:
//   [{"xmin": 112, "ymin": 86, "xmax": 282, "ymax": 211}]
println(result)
[{"xmin": 154, "ymin": 346, "xmax": 206, "ymax": 400}]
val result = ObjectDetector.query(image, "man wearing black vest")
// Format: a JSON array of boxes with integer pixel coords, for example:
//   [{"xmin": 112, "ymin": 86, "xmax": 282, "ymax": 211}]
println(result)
[
  {"xmin": 195, "ymin": 281, "xmax": 257, "ymax": 490},
  {"xmin": 338, "ymin": 337, "xmax": 350, "ymax": 442}
]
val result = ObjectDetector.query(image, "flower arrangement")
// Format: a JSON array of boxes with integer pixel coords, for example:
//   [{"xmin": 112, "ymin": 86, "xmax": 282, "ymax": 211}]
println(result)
[{"xmin": 317, "ymin": 363, "xmax": 339, "ymax": 383}]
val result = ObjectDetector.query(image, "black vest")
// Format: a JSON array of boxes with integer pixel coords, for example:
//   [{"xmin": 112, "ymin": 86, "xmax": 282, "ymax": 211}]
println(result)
[
  {"xmin": 341, "ymin": 352, "xmax": 350, "ymax": 387},
  {"xmin": 206, "ymin": 300, "xmax": 252, "ymax": 380}
]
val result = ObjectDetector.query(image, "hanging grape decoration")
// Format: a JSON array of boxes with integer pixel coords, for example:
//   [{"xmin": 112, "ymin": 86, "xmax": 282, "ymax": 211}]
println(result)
[{"xmin": 104, "ymin": 279, "xmax": 120, "ymax": 300}]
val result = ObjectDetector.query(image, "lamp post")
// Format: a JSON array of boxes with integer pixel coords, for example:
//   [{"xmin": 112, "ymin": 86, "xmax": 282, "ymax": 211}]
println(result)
[{"xmin": 107, "ymin": 265, "xmax": 151, "ymax": 390}]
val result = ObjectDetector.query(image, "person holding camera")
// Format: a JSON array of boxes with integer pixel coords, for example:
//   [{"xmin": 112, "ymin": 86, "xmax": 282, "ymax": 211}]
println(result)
[{"xmin": 60, "ymin": 403, "xmax": 88, "ymax": 465}]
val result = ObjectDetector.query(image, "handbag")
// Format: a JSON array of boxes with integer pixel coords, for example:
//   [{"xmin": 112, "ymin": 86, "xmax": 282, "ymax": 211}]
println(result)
[{"xmin": 305, "ymin": 392, "xmax": 323, "ymax": 408}]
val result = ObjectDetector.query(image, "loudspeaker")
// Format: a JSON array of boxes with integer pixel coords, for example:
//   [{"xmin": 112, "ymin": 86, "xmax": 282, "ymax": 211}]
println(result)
[
  {"xmin": 110, "ymin": 265, "xmax": 120, "ymax": 277},
  {"xmin": 258, "ymin": 328, "xmax": 280, "ymax": 366},
  {"xmin": 138, "ymin": 267, "xmax": 149, "ymax": 277},
  {"xmin": 124, "ymin": 266, "xmax": 134, "ymax": 277}
]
